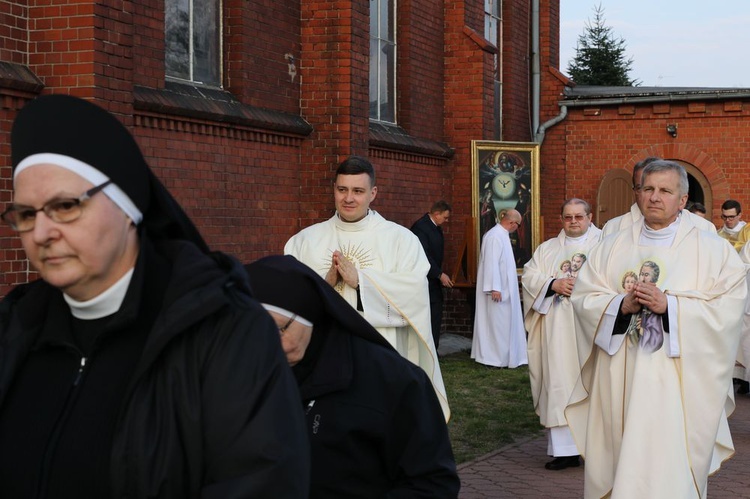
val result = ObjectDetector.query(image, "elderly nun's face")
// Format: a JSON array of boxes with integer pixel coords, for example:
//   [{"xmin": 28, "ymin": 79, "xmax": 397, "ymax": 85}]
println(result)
[
  {"xmin": 14, "ymin": 164, "xmax": 139, "ymax": 301},
  {"xmin": 266, "ymin": 310, "xmax": 313, "ymax": 366}
]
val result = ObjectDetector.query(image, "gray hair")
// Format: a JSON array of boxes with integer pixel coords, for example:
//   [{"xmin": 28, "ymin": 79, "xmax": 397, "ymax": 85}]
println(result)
[
  {"xmin": 641, "ymin": 160, "xmax": 689, "ymax": 196},
  {"xmin": 560, "ymin": 198, "xmax": 591, "ymax": 215}
]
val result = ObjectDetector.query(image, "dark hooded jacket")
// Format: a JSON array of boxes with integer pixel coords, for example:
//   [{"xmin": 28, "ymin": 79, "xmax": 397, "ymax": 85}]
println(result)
[
  {"xmin": 246, "ymin": 255, "xmax": 459, "ymax": 498},
  {"xmin": 0, "ymin": 238, "xmax": 309, "ymax": 498},
  {"xmin": 297, "ymin": 323, "xmax": 460, "ymax": 498}
]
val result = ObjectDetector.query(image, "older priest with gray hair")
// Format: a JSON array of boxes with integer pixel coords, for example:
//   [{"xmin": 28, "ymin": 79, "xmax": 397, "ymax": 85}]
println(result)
[{"xmin": 568, "ymin": 160, "xmax": 746, "ymax": 498}]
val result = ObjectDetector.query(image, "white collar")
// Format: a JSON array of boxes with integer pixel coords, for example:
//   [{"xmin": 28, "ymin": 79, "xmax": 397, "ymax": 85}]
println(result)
[
  {"xmin": 640, "ymin": 213, "xmax": 681, "ymax": 246},
  {"xmin": 63, "ymin": 268, "xmax": 135, "ymax": 320},
  {"xmin": 723, "ymin": 220, "xmax": 746, "ymax": 235}
]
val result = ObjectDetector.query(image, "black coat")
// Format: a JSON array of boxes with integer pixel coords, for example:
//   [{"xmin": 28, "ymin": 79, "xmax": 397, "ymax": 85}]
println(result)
[
  {"xmin": 0, "ymin": 239, "xmax": 309, "ymax": 498},
  {"xmin": 410, "ymin": 213, "xmax": 445, "ymax": 301},
  {"xmin": 297, "ymin": 322, "xmax": 460, "ymax": 498}
]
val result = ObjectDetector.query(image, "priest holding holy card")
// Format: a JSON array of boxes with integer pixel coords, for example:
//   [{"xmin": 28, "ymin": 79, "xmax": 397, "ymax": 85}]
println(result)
[{"xmin": 568, "ymin": 160, "xmax": 746, "ymax": 499}]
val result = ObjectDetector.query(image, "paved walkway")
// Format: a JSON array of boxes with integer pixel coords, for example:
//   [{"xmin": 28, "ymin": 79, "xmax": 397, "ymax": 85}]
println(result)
[{"xmin": 457, "ymin": 391, "xmax": 750, "ymax": 498}]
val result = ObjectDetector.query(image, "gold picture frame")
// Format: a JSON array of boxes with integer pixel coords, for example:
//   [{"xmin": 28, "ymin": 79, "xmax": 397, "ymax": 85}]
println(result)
[{"xmin": 471, "ymin": 140, "xmax": 541, "ymax": 271}]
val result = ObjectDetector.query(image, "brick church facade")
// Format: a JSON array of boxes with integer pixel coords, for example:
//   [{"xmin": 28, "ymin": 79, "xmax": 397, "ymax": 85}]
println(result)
[{"xmin": 0, "ymin": 0, "xmax": 747, "ymax": 336}]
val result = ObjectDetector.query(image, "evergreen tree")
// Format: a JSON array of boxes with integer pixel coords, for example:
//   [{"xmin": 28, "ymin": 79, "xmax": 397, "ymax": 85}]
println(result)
[{"xmin": 567, "ymin": 4, "xmax": 639, "ymax": 86}]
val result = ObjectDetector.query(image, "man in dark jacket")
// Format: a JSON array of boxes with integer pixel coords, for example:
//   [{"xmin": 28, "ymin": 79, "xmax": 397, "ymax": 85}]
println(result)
[
  {"xmin": 411, "ymin": 200, "xmax": 453, "ymax": 348},
  {"xmin": 246, "ymin": 255, "xmax": 460, "ymax": 498},
  {"xmin": 0, "ymin": 95, "xmax": 309, "ymax": 498}
]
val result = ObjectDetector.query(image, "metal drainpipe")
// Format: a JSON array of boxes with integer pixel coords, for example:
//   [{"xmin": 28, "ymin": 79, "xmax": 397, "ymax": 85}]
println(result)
[
  {"xmin": 532, "ymin": 0, "xmax": 568, "ymax": 144},
  {"xmin": 535, "ymin": 105, "xmax": 568, "ymax": 144},
  {"xmin": 531, "ymin": 0, "xmax": 540, "ymax": 140}
]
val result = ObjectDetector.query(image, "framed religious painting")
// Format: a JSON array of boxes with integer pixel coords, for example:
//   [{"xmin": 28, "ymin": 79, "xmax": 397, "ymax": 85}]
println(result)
[{"xmin": 471, "ymin": 140, "xmax": 540, "ymax": 271}]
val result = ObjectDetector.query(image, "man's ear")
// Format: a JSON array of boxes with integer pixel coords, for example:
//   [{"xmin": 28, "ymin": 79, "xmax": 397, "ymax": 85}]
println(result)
[{"xmin": 370, "ymin": 185, "xmax": 378, "ymax": 202}]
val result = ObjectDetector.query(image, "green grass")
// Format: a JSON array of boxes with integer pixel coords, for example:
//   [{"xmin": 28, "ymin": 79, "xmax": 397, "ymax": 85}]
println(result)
[{"xmin": 441, "ymin": 351, "xmax": 543, "ymax": 464}]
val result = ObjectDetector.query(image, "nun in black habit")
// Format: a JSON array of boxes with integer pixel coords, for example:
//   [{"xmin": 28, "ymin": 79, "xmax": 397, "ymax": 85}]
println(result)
[
  {"xmin": 245, "ymin": 255, "xmax": 460, "ymax": 498},
  {"xmin": 0, "ymin": 95, "xmax": 309, "ymax": 498}
]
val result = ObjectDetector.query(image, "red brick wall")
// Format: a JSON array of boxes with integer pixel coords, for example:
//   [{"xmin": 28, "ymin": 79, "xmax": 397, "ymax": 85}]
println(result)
[
  {"xmin": 0, "ymin": 1, "xmax": 27, "ymax": 65},
  {"xmin": 501, "ymin": 0, "xmax": 531, "ymax": 142},
  {"xmin": 0, "ymin": 98, "xmax": 30, "ymax": 295},
  {"xmin": 398, "ymin": 0, "xmax": 445, "ymax": 140},
  {"xmin": 225, "ymin": 0, "xmax": 301, "ymax": 113},
  {"xmin": 559, "ymin": 100, "xmax": 750, "ymax": 228},
  {"xmin": 537, "ymin": 0, "xmax": 750, "ymax": 241},
  {"xmin": 133, "ymin": 116, "xmax": 307, "ymax": 259},
  {"xmin": 0, "ymin": 0, "xmax": 553, "ymax": 340}
]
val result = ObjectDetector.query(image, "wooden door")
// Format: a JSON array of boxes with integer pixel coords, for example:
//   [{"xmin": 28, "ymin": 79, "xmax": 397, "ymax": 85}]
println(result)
[{"xmin": 596, "ymin": 169, "xmax": 633, "ymax": 228}]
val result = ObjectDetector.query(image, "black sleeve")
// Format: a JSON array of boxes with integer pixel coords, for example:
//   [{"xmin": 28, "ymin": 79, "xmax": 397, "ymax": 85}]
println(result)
[
  {"xmin": 412, "ymin": 224, "xmax": 442, "ymax": 280},
  {"xmin": 612, "ymin": 304, "xmax": 669, "ymax": 335},
  {"xmin": 384, "ymin": 369, "xmax": 460, "ymax": 498},
  {"xmin": 200, "ymin": 302, "xmax": 310, "ymax": 499},
  {"xmin": 612, "ymin": 307, "xmax": 632, "ymax": 335}
]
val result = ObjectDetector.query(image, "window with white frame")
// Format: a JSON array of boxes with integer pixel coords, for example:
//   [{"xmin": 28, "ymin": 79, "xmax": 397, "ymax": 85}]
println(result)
[
  {"xmin": 165, "ymin": 0, "xmax": 221, "ymax": 86},
  {"xmin": 485, "ymin": 0, "xmax": 502, "ymax": 138},
  {"xmin": 484, "ymin": 0, "xmax": 500, "ymax": 46},
  {"xmin": 369, "ymin": 0, "xmax": 396, "ymax": 123}
]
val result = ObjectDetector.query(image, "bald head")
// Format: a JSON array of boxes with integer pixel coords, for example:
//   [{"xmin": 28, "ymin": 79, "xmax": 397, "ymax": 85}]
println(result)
[{"xmin": 500, "ymin": 209, "xmax": 522, "ymax": 233}]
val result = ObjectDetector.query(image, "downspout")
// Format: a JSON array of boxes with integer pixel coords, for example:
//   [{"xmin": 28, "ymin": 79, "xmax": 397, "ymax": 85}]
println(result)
[
  {"xmin": 531, "ymin": 0, "xmax": 567, "ymax": 144},
  {"xmin": 531, "ymin": 0, "xmax": 540, "ymax": 140},
  {"xmin": 536, "ymin": 104, "xmax": 567, "ymax": 144}
]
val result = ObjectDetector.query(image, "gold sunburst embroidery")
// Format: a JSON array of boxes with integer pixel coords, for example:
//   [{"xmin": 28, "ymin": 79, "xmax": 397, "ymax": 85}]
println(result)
[{"xmin": 326, "ymin": 242, "xmax": 374, "ymax": 293}]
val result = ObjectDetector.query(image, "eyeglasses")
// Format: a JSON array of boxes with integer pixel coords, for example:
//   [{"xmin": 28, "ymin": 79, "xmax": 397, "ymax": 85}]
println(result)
[
  {"xmin": 721, "ymin": 214, "xmax": 738, "ymax": 221},
  {"xmin": 562, "ymin": 214, "xmax": 587, "ymax": 222},
  {"xmin": 278, "ymin": 314, "xmax": 297, "ymax": 334},
  {"xmin": 1, "ymin": 180, "xmax": 112, "ymax": 232}
]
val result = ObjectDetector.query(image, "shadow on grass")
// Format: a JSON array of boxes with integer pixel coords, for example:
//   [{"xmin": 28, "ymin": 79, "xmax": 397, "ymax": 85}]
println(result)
[{"xmin": 441, "ymin": 351, "xmax": 543, "ymax": 464}]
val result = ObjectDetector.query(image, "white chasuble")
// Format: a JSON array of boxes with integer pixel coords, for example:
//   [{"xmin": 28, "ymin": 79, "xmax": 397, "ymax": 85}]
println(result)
[
  {"xmin": 601, "ymin": 203, "xmax": 716, "ymax": 240},
  {"xmin": 522, "ymin": 225, "xmax": 601, "ymax": 428},
  {"xmin": 284, "ymin": 210, "xmax": 449, "ymax": 420},
  {"xmin": 567, "ymin": 216, "xmax": 745, "ymax": 499},
  {"xmin": 737, "ymin": 241, "xmax": 750, "ymax": 382}
]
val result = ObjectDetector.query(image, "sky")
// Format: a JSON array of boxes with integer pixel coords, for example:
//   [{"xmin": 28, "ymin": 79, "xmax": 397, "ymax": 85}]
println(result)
[{"xmin": 559, "ymin": 1, "xmax": 750, "ymax": 88}]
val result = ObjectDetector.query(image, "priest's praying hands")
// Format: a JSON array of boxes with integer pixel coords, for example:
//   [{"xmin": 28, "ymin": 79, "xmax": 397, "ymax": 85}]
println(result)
[{"xmin": 325, "ymin": 250, "xmax": 359, "ymax": 289}]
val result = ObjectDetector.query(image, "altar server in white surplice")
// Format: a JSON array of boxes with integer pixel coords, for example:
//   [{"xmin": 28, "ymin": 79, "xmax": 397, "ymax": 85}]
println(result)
[
  {"xmin": 471, "ymin": 209, "xmax": 528, "ymax": 368},
  {"xmin": 568, "ymin": 160, "xmax": 746, "ymax": 499},
  {"xmin": 522, "ymin": 198, "xmax": 600, "ymax": 471},
  {"xmin": 284, "ymin": 155, "xmax": 449, "ymax": 421}
]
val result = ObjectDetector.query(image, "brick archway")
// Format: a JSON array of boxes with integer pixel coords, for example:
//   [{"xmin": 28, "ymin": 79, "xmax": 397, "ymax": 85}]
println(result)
[{"xmin": 624, "ymin": 143, "xmax": 729, "ymax": 220}]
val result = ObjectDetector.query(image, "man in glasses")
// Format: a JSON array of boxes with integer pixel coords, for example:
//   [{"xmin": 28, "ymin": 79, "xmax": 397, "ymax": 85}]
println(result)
[
  {"xmin": 0, "ymin": 95, "xmax": 308, "ymax": 498},
  {"xmin": 718, "ymin": 199, "xmax": 750, "ymax": 250},
  {"xmin": 521, "ymin": 198, "xmax": 600, "ymax": 470},
  {"xmin": 471, "ymin": 208, "xmax": 528, "ymax": 368}
]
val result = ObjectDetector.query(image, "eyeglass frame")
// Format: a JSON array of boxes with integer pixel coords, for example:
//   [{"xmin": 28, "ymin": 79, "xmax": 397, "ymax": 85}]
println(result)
[
  {"xmin": 561, "ymin": 214, "xmax": 588, "ymax": 223},
  {"xmin": 721, "ymin": 214, "xmax": 739, "ymax": 221},
  {"xmin": 278, "ymin": 314, "xmax": 298, "ymax": 334},
  {"xmin": 1, "ymin": 180, "xmax": 113, "ymax": 232}
]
